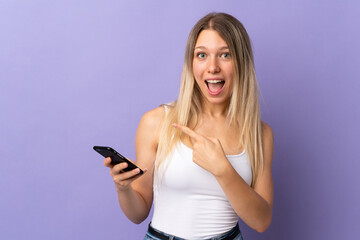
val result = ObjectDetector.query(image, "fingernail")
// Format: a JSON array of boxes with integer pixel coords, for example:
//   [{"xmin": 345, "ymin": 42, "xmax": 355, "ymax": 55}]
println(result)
[{"xmin": 172, "ymin": 123, "xmax": 178, "ymax": 128}]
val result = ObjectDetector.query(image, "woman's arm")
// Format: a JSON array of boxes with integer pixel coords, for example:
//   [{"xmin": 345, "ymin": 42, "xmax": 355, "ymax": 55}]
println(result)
[
  {"xmin": 173, "ymin": 121, "xmax": 274, "ymax": 232},
  {"xmin": 104, "ymin": 107, "xmax": 164, "ymax": 224},
  {"xmin": 214, "ymin": 122, "xmax": 274, "ymax": 232}
]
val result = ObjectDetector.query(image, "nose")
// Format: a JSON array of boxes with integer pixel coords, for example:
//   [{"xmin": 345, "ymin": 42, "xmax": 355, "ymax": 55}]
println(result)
[{"xmin": 208, "ymin": 57, "xmax": 220, "ymax": 74}]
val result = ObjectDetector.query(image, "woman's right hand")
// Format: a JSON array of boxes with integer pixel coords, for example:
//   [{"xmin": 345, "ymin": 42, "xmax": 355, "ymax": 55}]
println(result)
[{"xmin": 104, "ymin": 157, "xmax": 147, "ymax": 192}]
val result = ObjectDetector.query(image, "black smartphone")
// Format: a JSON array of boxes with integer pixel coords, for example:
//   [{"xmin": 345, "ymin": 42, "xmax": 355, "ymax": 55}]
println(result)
[{"xmin": 93, "ymin": 146, "xmax": 144, "ymax": 175}]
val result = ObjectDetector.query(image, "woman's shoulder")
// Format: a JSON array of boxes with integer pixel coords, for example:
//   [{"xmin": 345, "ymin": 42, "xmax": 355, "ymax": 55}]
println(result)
[
  {"xmin": 140, "ymin": 106, "xmax": 166, "ymax": 128},
  {"xmin": 139, "ymin": 103, "xmax": 174, "ymax": 130},
  {"xmin": 260, "ymin": 120, "xmax": 274, "ymax": 163},
  {"xmin": 138, "ymin": 103, "xmax": 173, "ymax": 139},
  {"xmin": 261, "ymin": 121, "xmax": 274, "ymax": 143},
  {"xmin": 261, "ymin": 121, "xmax": 273, "ymax": 138},
  {"xmin": 136, "ymin": 106, "xmax": 167, "ymax": 148}
]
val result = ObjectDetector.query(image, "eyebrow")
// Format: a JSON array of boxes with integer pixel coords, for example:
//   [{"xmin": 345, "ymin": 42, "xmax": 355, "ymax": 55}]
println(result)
[{"xmin": 194, "ymin": 46, "xmax": 229, "ymax": 50}]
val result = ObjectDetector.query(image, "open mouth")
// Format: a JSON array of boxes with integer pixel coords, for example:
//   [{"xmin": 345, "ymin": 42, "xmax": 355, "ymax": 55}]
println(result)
[{"xmin": 205, "ymin": 79, "xmax": 225, "ymax": 95}]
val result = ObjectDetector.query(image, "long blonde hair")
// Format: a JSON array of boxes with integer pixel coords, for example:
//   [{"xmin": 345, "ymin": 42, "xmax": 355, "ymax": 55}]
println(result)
[{"xmin": 156, "ymin": 12, "xmax": 263, "ymax": 187}]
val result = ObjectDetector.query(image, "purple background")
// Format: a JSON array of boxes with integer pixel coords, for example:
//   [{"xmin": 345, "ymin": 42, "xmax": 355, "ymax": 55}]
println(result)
[{"xmin": 1, "ymin": 1, "xmax": 359, "ymax": 239}]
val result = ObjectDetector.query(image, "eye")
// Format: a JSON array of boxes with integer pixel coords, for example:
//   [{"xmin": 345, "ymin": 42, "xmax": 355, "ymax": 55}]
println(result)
[
  {"xmin": 221, "ymin": 52, "xmax": 231, "ymax": 58},
  {"xmin": 196, "ymin": 52, "xmax": 207, "ymax": 59}
]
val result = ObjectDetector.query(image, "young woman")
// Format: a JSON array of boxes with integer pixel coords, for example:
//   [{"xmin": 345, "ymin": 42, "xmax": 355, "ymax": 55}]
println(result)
[{"xmin": 104, "ymin": 12, "xmax": 274, "ymax": 240}]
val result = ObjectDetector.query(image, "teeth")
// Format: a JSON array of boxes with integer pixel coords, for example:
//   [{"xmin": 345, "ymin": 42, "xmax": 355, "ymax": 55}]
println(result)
[{"xmin": 206, "ymin": 80, "xmax": 224, "ymax": 83}]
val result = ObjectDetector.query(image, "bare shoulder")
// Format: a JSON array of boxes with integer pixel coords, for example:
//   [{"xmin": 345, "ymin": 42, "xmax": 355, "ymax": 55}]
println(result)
[
  {"xmin": 136, "ymin": 106, "xmax": 165, "ymax": 149},
  {"xmin": 261, "ymin": 121, "xmax": 274, "ymax": 164},
  {"xmin": 261, "ymin": 121, "xmax": 274, "ymax": 141},
  {"xmin": 140, "ymin": 106, "xmax": 165, "ymax": 128}
]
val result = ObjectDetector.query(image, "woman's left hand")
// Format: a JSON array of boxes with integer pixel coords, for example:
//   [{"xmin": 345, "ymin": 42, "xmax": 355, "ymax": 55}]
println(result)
[{"xmin": 173, "ymin": 123, "xmax": 230, "ymax": 177}]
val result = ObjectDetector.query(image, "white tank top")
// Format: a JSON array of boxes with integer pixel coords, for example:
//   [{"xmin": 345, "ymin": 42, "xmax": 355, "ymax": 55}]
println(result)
[{"xmin": 151, "ymin": 139, "xmax": 252, "ymax": 239}]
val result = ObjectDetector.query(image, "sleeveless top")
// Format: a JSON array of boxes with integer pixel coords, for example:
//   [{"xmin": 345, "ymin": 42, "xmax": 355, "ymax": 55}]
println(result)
[{"xmin": 151, "ymin": 105, "xmax": 252, "ymax": 239}]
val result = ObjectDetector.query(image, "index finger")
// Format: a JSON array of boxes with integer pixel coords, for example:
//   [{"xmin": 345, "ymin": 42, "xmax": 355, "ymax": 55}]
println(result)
[
  {"xmin": 104, "ymin": 157, "xmax": 112, "ymax": 168},
  {"xmin": 172, "ymin": 123, "xmax": 200, "ymax": 140}
]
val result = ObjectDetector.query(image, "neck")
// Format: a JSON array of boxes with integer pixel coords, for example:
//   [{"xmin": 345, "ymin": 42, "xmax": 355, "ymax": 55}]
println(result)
[{"xmin": 200, "ymin": 98, "xmax": 229, "ymax": 119}]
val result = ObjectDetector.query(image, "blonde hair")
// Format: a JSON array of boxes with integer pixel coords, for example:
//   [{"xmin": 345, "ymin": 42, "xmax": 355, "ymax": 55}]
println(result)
[{"xmin": 156, "ymin": 12, "xmax": 263, "ymax": 187}]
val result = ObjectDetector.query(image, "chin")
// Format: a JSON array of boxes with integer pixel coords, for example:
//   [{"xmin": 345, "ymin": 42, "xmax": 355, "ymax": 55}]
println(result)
[{"xmin": 205, "ymin": 96, "xmax": 230, "ymax": 105}]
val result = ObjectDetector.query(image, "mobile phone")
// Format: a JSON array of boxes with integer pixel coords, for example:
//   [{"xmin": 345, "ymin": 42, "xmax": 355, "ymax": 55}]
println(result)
[{"xmin": 93, "ymin": 146, "xmax": 143, "ymax": 175}]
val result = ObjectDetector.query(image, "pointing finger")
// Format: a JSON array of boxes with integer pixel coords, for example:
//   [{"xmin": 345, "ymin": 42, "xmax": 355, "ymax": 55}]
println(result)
[{"xmin": 172, "ymin": 123, "xmax": 200, "ymax": 140}]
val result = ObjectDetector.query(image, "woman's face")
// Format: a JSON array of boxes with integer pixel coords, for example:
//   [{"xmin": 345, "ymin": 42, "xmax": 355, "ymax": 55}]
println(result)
[{"xmin": 192, "ymin": 29, "xmax": 234, "ymax": 106}]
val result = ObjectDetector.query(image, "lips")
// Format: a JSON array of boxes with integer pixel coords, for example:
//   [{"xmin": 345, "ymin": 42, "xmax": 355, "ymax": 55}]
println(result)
[{"xmin": 205, "ymin": 79, "xmax": 225, "ymax": 95}]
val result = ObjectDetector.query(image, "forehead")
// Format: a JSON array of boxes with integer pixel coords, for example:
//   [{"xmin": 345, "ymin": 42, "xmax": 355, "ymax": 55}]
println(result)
[{"xmin": 194, "ymin": 30, "xmax": 228, "ymax": 49}]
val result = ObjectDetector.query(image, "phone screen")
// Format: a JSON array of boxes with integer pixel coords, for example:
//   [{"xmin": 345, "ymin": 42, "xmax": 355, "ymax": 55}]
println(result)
[{"xmin": 93, "ymin": 146, "xmax": 144, "ymax": 174}]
